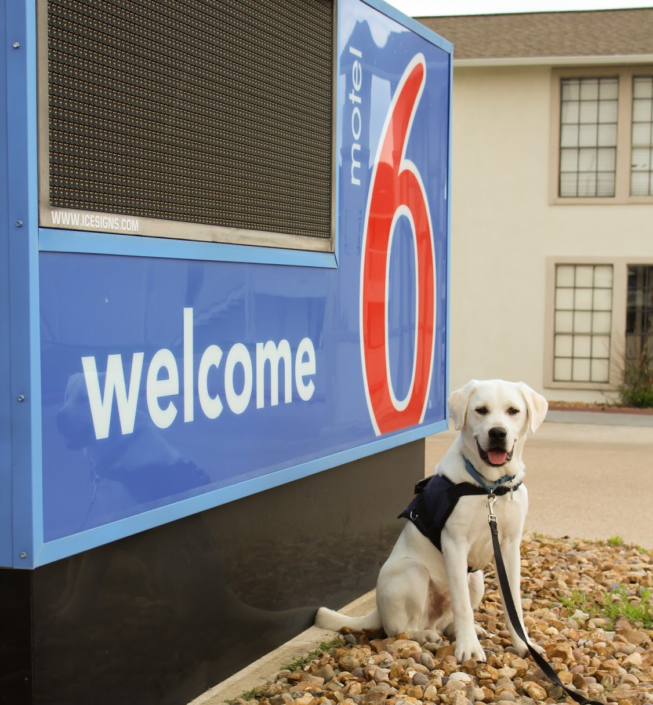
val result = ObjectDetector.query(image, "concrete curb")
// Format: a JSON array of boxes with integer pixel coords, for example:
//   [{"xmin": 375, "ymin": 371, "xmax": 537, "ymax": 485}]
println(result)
[
  {"xmin": 188, "ymin": 590, "xmax": 377, "ymax": 705},
  {"xmin": 545, "ymin": 409, "xmax": 653, "ymax": 426}
]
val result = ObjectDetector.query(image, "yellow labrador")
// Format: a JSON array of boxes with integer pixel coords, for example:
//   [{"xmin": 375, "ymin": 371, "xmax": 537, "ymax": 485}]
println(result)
[{"xmin": 316, "ymin": 379, "xmax": 548, "ymax": 663}]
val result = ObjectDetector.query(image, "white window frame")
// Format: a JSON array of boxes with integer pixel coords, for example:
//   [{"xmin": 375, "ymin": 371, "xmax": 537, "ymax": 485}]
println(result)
[
  {"xmin": 544, "ymin": 257, "xmax": 653, "ymax": 391},
  {"xmin": 549, "ymin": 66, "xmax": 653, "ymax": 206}
]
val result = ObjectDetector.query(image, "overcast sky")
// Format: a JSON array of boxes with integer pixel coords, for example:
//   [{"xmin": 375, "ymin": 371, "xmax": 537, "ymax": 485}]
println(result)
[{"xmin": 384, "ymin": 0, "xmax": 653, "ymax": 16}]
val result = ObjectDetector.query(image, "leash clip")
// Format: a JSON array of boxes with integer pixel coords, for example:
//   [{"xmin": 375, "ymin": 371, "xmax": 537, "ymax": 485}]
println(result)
[{"xmin": 487, "ymin": 492, "xmax": 497, "ymax": 524}]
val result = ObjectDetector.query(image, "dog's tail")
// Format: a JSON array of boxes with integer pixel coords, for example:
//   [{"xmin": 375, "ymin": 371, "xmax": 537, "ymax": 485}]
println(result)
[{"xmin": 315, "ymin": 606, "xmax": 382, "ymax": 632}]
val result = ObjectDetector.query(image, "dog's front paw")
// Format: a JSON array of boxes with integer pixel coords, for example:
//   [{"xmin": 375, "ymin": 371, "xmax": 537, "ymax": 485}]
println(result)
[
  {"xmin": 409, "ymin": 629, "xmax": 442, "ymax": 645},
  {"xmin": 526, "ymin": 638, "xmax": 545, "ymax": 656},
  {"xmin": 454, "ymin": 634, "xmax": 486, "ymax": 663},
  {"xmin": 513, "ymin": 636, "xmax": 544, "ymax": 658}
]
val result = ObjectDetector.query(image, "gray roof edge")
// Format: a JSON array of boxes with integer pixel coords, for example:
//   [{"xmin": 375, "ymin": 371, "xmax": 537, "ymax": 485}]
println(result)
[
  {"xmin": 455, "ymin": 54, "xmax": 653, "ymax": 68},
  {"xmin": 416, "ymin": 7, "xmax": 653, "ymax": 20}
]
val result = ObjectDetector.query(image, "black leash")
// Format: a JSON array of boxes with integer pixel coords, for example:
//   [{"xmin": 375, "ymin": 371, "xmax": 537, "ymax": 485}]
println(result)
[{"xmin": 486, "ymin": 494, "xmax": 602, "ymax": 705}]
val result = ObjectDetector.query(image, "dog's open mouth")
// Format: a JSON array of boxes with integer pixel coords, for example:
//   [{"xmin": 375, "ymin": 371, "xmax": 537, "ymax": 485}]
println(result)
[{"xmin": 477, "ymin": 440, "xmax": 514, "ymax": 466}]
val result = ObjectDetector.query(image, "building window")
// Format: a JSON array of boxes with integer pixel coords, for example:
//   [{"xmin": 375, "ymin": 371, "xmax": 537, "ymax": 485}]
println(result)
[
  {"xmin": 553, "ymin": 264, "xmax": 613, "ymax": 382},
  {"xmin": 626, "ymin": 265, "xmax": 653, "ymax": 365},
  {"xmin": 552, "ymin": 68, "xmax": 653, "ymax": 204},
  {"xmin": 631, "ymin": 77, "xmax": 653, "ymax": 197},
  {"xmin": 559, "ymin": 77, "xmax": 618, "ymax": 198}
]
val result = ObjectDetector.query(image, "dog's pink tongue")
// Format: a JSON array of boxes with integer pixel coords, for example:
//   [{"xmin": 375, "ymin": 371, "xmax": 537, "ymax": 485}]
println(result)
[{"xmin": 488, "ymin": 449, "xmax": 508, "ymax": 465}]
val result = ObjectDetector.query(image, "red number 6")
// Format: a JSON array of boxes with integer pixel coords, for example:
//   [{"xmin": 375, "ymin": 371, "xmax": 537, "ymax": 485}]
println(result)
[{"xmin": 360, "ymin": 54, "xmax": 436, "ymax": 436}]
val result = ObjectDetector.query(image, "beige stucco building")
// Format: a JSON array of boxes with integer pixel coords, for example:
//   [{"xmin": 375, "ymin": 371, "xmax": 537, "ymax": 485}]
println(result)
[{"xmin": 419, "ymin": 9, "xmax": 653, "ymax": 402}]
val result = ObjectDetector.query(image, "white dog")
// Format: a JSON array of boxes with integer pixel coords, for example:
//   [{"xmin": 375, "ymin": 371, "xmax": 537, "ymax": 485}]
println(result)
[{"xmin": 316, "ymin": 379, "xmax": 548, "ymax": 663}]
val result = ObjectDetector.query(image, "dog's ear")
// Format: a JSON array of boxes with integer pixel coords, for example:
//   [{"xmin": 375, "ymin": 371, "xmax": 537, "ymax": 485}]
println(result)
[
  {"xmin": 518, "ymin": 382, "xmax": 548, "ymax": 433},
  {"xmin": 447, "ymin": 380, "xmax": 479, "ymax": 431}
]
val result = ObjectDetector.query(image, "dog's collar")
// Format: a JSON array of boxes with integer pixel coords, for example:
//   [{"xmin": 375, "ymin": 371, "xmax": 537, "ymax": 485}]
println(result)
[{"xmin": 462, "ymin": 455, "xmax": 516, "ymax": 494}]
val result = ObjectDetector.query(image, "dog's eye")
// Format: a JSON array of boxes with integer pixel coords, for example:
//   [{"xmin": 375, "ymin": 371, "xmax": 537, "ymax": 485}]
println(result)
[
  {"xmin": 475, "ymin": 407, "xmax": 488, "ymax": 416},
  {"xmin": 507, "ymin": 407, "xmax": 520, "ymax": 415}
]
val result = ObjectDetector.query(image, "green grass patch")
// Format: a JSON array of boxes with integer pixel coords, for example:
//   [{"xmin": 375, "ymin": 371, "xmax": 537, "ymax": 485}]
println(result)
[
  {"xmin": 607, "ymin": 535, "xmax": 624, "ymax": 547},
  {"xmin": 226, "ymin": 686, "xmax": 264, "ymax": 704},
  {"xmin": 559, "ymin": 585, "xmax": 653, "ymax": 629},
  {"xmin": 603, "ymin": 585, "xmax": 653, "ymax": 628},
  {"xmin": 225, "ymin": 638, "xmax": 343, "ymax": 704},
  {"xmin": 280, "ymin": 638, "xmax": 343, "ymax": 673},
  {"xmin": 559, "ymin": 589, "xmax": 601, "ymax": 619}
]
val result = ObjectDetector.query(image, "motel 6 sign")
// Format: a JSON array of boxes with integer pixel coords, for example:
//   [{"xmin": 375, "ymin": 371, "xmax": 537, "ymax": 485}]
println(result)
[{"xmin": 32, "ymin": 0, "xmax": 451, "ymax": 563}]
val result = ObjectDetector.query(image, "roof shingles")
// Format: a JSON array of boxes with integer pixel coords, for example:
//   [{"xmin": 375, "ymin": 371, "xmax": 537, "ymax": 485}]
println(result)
[{"xmin": 418, "ymin": 9, "xmax": 653, "ymax": 60}]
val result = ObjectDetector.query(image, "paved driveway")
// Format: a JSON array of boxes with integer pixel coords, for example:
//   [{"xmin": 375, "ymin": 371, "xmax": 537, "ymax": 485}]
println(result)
[{"xmin": 425, "ymin": 412, "xmax": 653, "ymax": 550}]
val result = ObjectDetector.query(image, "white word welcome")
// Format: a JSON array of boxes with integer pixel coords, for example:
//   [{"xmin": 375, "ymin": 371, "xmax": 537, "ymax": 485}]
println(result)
[{"xmin": 81, "ymin": 308, "xmax": 317, "ymax": 440}]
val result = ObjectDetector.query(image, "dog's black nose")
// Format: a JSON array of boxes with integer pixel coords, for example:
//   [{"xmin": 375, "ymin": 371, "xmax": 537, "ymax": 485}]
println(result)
[{"xmin": 488, "ymin": 427, "xmax": 507, "ymax": 443}]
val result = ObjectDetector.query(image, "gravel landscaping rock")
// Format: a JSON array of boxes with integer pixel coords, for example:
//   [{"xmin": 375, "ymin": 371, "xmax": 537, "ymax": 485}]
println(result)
[{"xmin": 234, "ymin": 535, "xmax": 653, "ymax": 705}]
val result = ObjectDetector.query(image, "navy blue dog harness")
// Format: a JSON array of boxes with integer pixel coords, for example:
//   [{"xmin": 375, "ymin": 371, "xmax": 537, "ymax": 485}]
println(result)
[{"xmin": 399, "ymin": 473, "xmax": 522, "ymax": 567}]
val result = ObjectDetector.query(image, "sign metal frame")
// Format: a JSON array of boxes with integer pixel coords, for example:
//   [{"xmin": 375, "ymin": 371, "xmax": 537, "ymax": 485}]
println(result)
[{"xmin": 1, "ymin": 0, "xmax": 453, "ymax": 569}]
